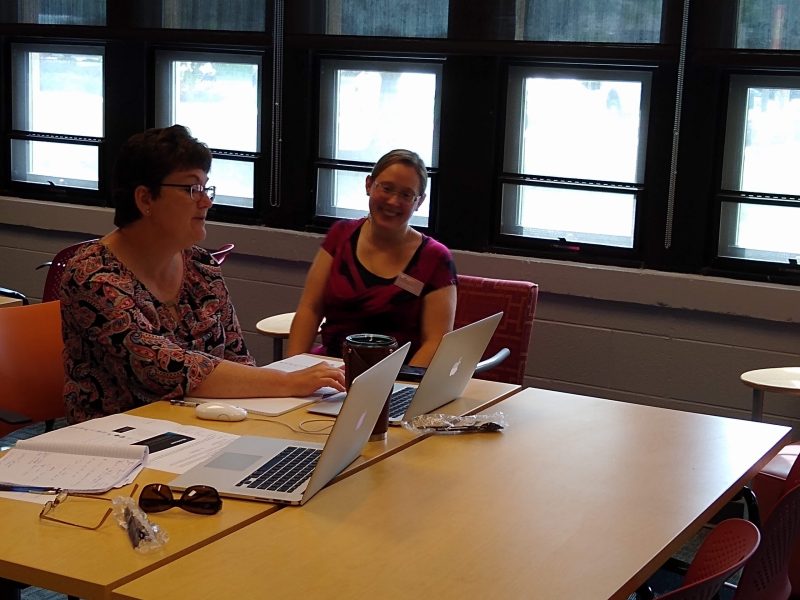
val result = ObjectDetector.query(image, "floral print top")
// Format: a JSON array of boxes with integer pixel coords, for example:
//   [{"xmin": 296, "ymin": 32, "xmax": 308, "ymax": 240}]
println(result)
[{"xmin": 60, "ymin": 241, "xmax": 254, "ymax": 423}]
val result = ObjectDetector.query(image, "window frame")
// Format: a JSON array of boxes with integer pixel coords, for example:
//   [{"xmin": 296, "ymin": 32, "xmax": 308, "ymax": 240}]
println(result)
[
  {"xmin": 9, "ymin": 41, "xmax": 105, "ymax": 193},
  {"xmin": 153, "ymin": 47, "xmax": 265, "ymax": 215},
  {"xmin": 312, "ymin": 54, "xmax": 443, "ymax": 231},
  {"xmin": 494, "ymin": 61, "xmax": 655, "ymax": 258}
]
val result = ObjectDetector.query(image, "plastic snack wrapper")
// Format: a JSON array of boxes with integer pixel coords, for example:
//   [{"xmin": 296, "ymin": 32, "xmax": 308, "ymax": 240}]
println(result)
[
  {"xmin": 112, "ymin": 496, "xmax": 169, "ymax": 553},
  {"xmin": 403, "ymin": 412, "xmax": 507, "ymax": 434}
]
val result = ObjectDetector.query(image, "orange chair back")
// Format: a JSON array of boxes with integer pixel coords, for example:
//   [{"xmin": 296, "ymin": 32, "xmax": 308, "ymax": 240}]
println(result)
[
  {"xmin": 0, "ymin": 301, "xmax": 66, "ymax": 437},
  {"xmin": 454, "ymin": 275, "xmax": 538, "ymax": 386},
  {"xmin": 658, "ymin": 518, "xmax": 760, "ymax": 599}
]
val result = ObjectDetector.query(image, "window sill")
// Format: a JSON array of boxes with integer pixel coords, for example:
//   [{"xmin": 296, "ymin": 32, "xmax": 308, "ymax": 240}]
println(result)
[{"xmin": 2, "ymin": 195, "xmax": 798, "ymax": 324}]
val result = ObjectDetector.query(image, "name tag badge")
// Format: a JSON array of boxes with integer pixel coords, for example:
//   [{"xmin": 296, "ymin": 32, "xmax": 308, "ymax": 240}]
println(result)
[{"xmin": 394, "ymin": 273, "xmax": 424, "ymax": 296}]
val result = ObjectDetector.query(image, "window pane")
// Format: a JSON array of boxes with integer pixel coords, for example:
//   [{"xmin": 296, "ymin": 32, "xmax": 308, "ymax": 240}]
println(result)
[
  {"xmin": 321, "ymin": 65, "xmax": 439, "ymax": 164},
  {"xmin": 156, "ymin": 53, "xmax": 261, "ymax": 210},
  {"xmin": 156, "ymin": 55, "xmax": 260, "ymax": 152},
  {"xmin": 726, "ymin": 86, "xmax": 800, "ymax": 195},
  {"xmin": 317, "ymin": 60, "xmax": 441, "ymax": 226},
  {"xmin": 522, "ymin": 0, "xmax": 662, "ymax": 43},
  {"xmin": 11, "ymin": 139, "xmax": 98, "ymax": 189},
  {"xmin": 326, "ymin": 0, "xmax": 448, "ymax": 38},
  {"xmin": 157, "ymin": 0, "xmax": 266, "ymax": 31},
  {"xmin": 719, "ymin": 201, "xmax": 800, "ymax": 262},
  {"xmin": 13, "ymin": 49, "xmax": 104, "ymax": 136},
  {"xmin": 720, "ymin": 76, "xmax": 800, "ymax": 262},
  {"xmin": 210, "ymin": 159, "xmax": 255, "ymax": 208},
  {"xmin": 501, "ymin": 184, "xmax": 635, "ymax": 248},
  {"xmin": 737, "ymin": 0, "xmax": 800, "ymax": 50},
  {"xmin": 510, "ymin": 75, "xmax": 645, "ymax": 182},
  {"xmin": 2, "ymin": 0, "xmax": 105, "ymax": 25},
  {"xmin": 503, "ymin": 67, "xmax": 648, "ymax": 248}
]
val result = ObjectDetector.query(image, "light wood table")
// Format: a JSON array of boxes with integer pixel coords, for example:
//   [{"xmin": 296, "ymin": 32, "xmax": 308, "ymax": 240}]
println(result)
[
  {"xmin": 111, "ymin": 388, "xmax": 792, "ymax": 600},
  {"xmin": 0, "ymin": 296, "xmax": 23, "ymax": 308},
  {"xmin": 0, "ymin": 378, "xmax": 518, "ymax": 600},
  {"xmin": 741, "ymin": 366, "xmax": 800, "ymax": 421}
]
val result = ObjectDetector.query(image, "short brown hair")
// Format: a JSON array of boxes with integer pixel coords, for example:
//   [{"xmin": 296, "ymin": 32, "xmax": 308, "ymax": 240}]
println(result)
[
  {"xmin": 112, "ymin": 125, "xmax": 212, "ymax": 227},
  {"xmin": 371, "ymin": 149, "xmax": 428, "ymax": 197}
]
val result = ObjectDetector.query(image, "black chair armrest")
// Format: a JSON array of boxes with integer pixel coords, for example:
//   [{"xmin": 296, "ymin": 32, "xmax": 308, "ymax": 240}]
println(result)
[
  {"xmin": 0, "ymin": 287, "xmax": 28, "ymax": 305},
  {"xmin": 475, "ymin": 348, "xmax": 510, "ymax": 374},
  {"xmin": 0, "ymin": 407, "xmax": 32, "ymax": 425}
]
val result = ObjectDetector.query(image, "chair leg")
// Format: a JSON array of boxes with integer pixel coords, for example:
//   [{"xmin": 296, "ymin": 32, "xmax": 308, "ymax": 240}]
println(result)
[
  {"xmin": 0, "ymin": 578, "xmax": 23, "ymax": 600},
  {"xmin": 272, "ymin": 338, "xmax": 284, "ymax": 362},
  {"xmin": 733, "ymin": 486, "xmax": 761, "ymax": 528}
]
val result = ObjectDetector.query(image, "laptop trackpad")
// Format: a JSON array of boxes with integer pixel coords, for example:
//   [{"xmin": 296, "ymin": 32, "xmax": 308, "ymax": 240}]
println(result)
[{"xmin": 206, "ymin": 452, "xmax": 261, "ymax": 470}]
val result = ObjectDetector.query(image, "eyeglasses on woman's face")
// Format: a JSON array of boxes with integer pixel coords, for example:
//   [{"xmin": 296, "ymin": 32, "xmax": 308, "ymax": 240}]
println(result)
[
  {"xmin": 373, "ymin": 181, "xmax": 420, "ymax": 204},
  {"xmin": 160, "ymin": 182, "xmax": 216, "ymax": 203}
]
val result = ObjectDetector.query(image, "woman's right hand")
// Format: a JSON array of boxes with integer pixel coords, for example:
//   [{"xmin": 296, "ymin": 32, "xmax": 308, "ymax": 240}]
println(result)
[{"xmin": 285, "ymin": 361, "xmax": 346, "ymax": 397}]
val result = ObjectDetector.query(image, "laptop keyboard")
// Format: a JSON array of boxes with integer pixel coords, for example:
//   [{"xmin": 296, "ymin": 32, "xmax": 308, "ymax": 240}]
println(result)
[
  {"xmin": 388, "ymin": 386, "xmax": 417, "ymax": 419},
  {"xmin": 236, "ymin": 446, "xmax": 322, "ymax": 493}
]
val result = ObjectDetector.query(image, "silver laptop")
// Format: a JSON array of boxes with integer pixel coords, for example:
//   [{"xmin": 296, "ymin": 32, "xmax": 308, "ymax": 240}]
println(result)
[
  {"xmin": 169, "ymin": 342, "xmax": 410, "ymax": 505},
  {"xmin": 308, "ymin": 312, "xmax": 503, "ymax": 425}
]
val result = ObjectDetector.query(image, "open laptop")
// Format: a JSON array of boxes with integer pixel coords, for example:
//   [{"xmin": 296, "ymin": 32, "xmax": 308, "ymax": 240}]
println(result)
[
  {"xmin": 308, "ymin": 312, "xmax": 503, "ymax": 425},
  {"xmin": 169, "ymin": 342, "xmax": 410, "ymax": 505}
]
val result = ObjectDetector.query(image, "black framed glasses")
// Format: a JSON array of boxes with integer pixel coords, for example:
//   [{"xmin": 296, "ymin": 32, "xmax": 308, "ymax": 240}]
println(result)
[
  {"xmin": 138, "ymin": 483, "xmax": 222, "ymax": 515},
  {"xmin": 160, "ymin": 182, "xmax": 216, "ymax": 203},
  {"xmin": 39, "ymin": 484, "xmax": 139, "ymax": 530}
]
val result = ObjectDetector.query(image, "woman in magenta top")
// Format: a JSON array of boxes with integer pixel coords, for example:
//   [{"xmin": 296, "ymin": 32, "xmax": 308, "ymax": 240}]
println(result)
[
  {"xmin": 287, "ymin": 149, "xmax": 457, "ymax": 366},
  {"xmin": 60, "ymin": 125, "xmax": 344, "ymax": 423}
]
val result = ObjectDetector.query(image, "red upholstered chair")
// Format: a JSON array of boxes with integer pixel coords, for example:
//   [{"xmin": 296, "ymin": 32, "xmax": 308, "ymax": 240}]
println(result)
[
  {"xmin": 38, "ymin": 239, "xmax": 98, "ymax": 302},
  {"xmin": 657, "ymin": 519, "xmax": 760, "ymax": 600},
  {"xmin": 39, "ymin": 240, "xmax": 234, "ymax": 302},
  {"xmin": 454, "ymin": 275, "xmax": 538, "ymax": 386},
  {"xmin": 734, "ymin": 481, "xmax": 800, "ymax": 600},
  {"xmin": 0, "ymin": 300, "xmax": 66, "ymax": 438}
]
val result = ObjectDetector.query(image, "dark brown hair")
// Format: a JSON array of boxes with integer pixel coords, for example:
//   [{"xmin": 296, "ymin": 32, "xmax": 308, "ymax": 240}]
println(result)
[{"xmin": 112, "ymin": 125, "xmax": 212, "ymax": 227}]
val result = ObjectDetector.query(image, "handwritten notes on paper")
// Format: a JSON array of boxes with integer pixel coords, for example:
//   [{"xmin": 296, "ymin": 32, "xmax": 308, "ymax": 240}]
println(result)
[{"xmin": 0, "ymin": 440, "xmax": 147, "ymax": 493}]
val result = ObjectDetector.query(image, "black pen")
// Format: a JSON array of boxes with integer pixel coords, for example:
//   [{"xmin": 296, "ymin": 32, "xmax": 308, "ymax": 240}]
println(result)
[
  {"xmin": 170, "ymin": 399, "xmax": 199, "ymax": 407},
  {"xmin": 0, "ymin": 484, "xmax": 61, "ymax": 494}
]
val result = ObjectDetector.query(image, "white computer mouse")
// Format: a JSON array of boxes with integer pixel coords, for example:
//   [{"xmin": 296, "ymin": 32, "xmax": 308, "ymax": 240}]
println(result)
[{"xmin": 195, "ymin": 402, "xmax": 248, "ymax": 422}]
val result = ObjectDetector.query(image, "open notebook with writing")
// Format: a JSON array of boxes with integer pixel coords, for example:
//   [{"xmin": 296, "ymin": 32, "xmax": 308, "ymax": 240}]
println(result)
[{"xmin": 0, "ymin": 438, "xmax": 147, "ymax": 493}]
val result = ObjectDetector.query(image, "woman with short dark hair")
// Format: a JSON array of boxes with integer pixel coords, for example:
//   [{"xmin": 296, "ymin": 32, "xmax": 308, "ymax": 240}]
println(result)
[{"xmin": 60, "ymin": 125, "xmax": 344, "ymax": 423}]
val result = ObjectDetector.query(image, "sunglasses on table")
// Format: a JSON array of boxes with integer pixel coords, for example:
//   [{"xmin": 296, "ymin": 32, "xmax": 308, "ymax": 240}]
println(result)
[{"xmin": 138, "ymin": 483, "xmax": 222, "ymax": 515}]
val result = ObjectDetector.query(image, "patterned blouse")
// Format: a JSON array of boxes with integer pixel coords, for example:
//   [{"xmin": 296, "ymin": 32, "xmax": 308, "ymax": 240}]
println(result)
[
  {"xmin": 319, "ymin": 218, "xmax": 457, "ymax": 358},
  {"xmin": 60, "ymin": 242, "xmax": 254, "ymax": 423}
]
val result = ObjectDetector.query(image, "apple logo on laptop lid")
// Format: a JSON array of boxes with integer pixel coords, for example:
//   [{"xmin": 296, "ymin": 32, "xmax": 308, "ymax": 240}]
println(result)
[{"xmin": 449, "ymin": 357, "xmax": 463, "ymax": 377}]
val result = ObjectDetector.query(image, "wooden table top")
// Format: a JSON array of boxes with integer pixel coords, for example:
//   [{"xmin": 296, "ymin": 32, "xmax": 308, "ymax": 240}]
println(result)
[
  {"xmin": 0, "ymin": 378, "xmax": 518, "ymax": 599},
  {"xmin": 111, "ymin": 388, "xmax": 792, "ymax": 600},
  {"xmin": 255, "ymin": 312, "xmax": 295, "ymax": 338}
]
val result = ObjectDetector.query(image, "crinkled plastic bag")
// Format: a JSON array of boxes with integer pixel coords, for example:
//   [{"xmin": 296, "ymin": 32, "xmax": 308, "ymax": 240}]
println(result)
[
  {"xmin": 403, "ymin": 412, "xmax": 507, "ymax": 434},
  {"xmin": 112, "ymin": 496, "xmax": 169, "ymax": 553}
]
